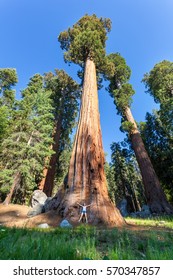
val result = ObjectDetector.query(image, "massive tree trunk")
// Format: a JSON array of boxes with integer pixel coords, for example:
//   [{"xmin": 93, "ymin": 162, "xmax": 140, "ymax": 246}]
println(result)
[
  {"xmin": 124, "ymin": 106, "xmax": 173, "ymax": 214},
  {"xmin": 50, "ymin": 58, "xmax": 125, "ymax": 227},
  {"xmin": 39, "ymin": 117, "xmax": 62, "ymax": 196}
]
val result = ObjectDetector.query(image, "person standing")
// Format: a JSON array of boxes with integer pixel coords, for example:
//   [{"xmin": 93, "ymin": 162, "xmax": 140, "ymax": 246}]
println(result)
[{"xmin": 77, "ymin": 202, "xmax": 91, "ymax": 223}]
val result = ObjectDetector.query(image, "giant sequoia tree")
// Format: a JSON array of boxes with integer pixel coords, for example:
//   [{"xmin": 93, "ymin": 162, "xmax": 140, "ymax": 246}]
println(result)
[
  {"xmin": 106, "ymin": 53, "xmax": 173, "ymax": 214},
  {"xmin": 50, "ymin": 15, "xmax": 124, "ymax": 226},
  {"xmin": 143, "ymin": 60, "xmax": 173, "ymax": 138},
  {"xmin": 140, "ymin": 112, "xmax": 173, "ymax": 203},
  {"xmin": 142, "ymin": 60, "xmax": 173, "ymax": 203}
]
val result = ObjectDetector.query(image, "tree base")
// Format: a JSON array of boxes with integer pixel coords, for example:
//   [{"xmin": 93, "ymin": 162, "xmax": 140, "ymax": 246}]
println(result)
[
  {"xmin": 149, "ymin": 200, "xmax": 173, "ymax": 215},
  {"xmin": 45, "ymin": 187, "xmax": 125, "ymax": 227}
]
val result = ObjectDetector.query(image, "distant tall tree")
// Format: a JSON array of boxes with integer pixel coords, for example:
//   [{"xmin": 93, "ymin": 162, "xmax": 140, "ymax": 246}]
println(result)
[
  {"xmin": 51, "ymin": 15, "xmax": 124, "ymax": 226},
  {"xmin": 0, "ymin": 68, "xmax": 17, "ymax": 107},
  {"xmin": 0, "ymin": 74, "xmax": 54, "ymax": 204},
  {"xmin": 39, "ymin": 69, "xmax": 80, "ymax": 196},
  {"xmin": 143, "ymin": 60, "xmax": 173, "ymax": 138},
  {"xmin": 142, "ymin": 60, "xmax": 173, "ymax": 203},
  {"xmin": 106, "ymin": 53, "xmax": 173, "ymax": 214},
  {"xmin": 110, "ymin": 141, "xmax": 144, "ymax": 212},
  {"xmin": 140, "ymin": 111, "xmax": 173, "ymax": 203},
  {"xmin": 0, "ymin": 68, "xmax": 18, "ymax": 146}
]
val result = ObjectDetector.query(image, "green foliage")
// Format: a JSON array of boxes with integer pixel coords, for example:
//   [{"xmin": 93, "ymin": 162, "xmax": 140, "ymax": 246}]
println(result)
[
  {"xmin": 105, "ymin": 53, "xmax": 135, "ymax": 114},
  {"xmin": 0, "ymin": 106, "xmax": 9, "ymax": 145},
  {"xmin": 0, "ymin": 68, "xmax": 18, "ymax": 107},
  {"xmin": 53, "ymin": 147, "xmax": 72, "ymax": 195},
  {"xmin": 0, "ymin": 69, "xmax": 18, "ymax": 149},
  {"xmin": 113, "ymin": 84, "xmax": 135, "ymax": 114},
  {"xmin": 58, "ymin": 14, "xmax": 111, "ymax": 71},
  {"xmin": 140, "ymin": 111, "xmax": 173, "ymax": 203},
  {"xmin": 120, "ymin": 120, "xmax": 135, "ymax": 133},
  {"xmin": 104, "ymin": 162, "xmax": 116, "ymax": 203},
  {"xmin": 143, "ymin": 60, "xmax": 173, "ymax": 104},
  {"xmin": 44, "ymin": 69, "xmax": 80, "ymax": 125},
  {"xmin": 0, "ymin": 69, "xmax": 80, "ymax": 202},
  {"xmin": 44, "ymin": 69, "xmax": 80, "ymax": 191},
  {"xmin": 159, "ymin": 101, "xmax": 173, "ymax": 138},
  {"xmin": 141, "ymin": 60, "xmax": 173, "ymax": 202},
  {"xmin": 0, "ymin": 74, "xmax": 54, "ymax": 203},
  {"xmin": 110, "ymin": 141, "xmax": 145, "ymax": 210},
  {"xmin": 106, "ymin": 53, "xmax": 131, "ymax": 90}
]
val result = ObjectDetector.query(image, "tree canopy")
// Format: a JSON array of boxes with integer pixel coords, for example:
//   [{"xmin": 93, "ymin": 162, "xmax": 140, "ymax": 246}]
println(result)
[
  {"xmin": 143, "ymin": 60, "xmax": 173, "ymax": 103},
  {"xmin": 106, "ymin": 53, "xmax": 134, "ymax": 115},
  {"xmin": 0, "ymin": 68, "xmax": 18, "ymax": 107},
  {"xmin": 58, "ymin": 14, "xmax": 112, "ymax": 71}
]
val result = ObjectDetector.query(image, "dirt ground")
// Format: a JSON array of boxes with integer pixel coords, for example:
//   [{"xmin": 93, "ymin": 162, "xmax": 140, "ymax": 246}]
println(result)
[
  {"xmin": 0, "ymin": 203, "xmax": 62, "ymax": 228},
  {"xmin": 0, "ymin": 203, "xmax": 172, "ymax": 232}
]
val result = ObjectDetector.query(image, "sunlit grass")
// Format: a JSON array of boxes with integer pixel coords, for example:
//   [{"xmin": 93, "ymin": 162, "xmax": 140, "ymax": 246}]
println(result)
[
  {"xmin": 0, "ymin": 219, "xmax": 173, "ymax": 260},
  {"xmin": 126, "ymin": 215, "xmax": 173, "ymax": 229}
]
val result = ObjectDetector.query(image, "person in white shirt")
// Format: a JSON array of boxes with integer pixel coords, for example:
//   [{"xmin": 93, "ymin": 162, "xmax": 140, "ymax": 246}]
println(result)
[{"xmin": 77, "ymin": 202, "xmax": 91, "ymax": 223}]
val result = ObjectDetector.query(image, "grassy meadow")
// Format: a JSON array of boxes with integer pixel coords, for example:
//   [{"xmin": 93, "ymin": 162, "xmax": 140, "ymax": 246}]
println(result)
[{"xmin": 0, "ymin": 216, "xmax": 173, "ymax": 260}]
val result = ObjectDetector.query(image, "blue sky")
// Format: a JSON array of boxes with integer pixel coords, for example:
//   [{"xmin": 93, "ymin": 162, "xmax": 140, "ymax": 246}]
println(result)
[{"xmin": 1, "ymin": 0, "xmax": 173, "ymax": 162}]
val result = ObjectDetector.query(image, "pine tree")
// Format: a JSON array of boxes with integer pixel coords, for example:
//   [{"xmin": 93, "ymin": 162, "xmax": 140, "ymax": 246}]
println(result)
[
  {"xmin": 0, "ymin": 68, "xmax": 18, "ymax": 148},
  {"xmin": 0, "ymin": 74, "xmax": 54, "ymax": 204},
  {"xmin": 110, "ymin": 141, "xmax": 144, "ymax": 212},
  {"xmin": 0, "ymin": 68, "xmax": 18, "ymax": 107},
  {"xmin": 39, "ymin": 70, "xmax": 80, "ymax": 196},
  {"xmin": 105, "ymin": 53, "xmax": 173, "ymax": 214}
]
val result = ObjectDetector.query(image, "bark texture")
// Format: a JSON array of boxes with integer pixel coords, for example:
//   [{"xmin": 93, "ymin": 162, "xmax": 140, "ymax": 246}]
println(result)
[
  {"xmin": 39, "ymin": 118, "xmax": 62, "ymax": 197},
  {"xmin": 124, "ymin": 106, "xmax": 173, "ymax": 214},
  {"xmin": 50, "ymin": 58, "xmax": 125, "ymax": 227}
]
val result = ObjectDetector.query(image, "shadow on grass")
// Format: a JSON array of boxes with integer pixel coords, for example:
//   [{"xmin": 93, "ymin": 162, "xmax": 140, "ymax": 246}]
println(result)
[{"xmin": 0, "ymin": 223, "xmax": 173, "ymax": 260}]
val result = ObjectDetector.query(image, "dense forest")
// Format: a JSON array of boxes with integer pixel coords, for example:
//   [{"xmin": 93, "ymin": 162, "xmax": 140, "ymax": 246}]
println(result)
[{"xmin": 0, "ymin": 15, "xmax": 173, "ymax": 226}]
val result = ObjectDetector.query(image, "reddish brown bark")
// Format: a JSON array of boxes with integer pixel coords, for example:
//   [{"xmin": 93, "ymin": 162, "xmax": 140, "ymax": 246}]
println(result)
[
  {"xmin": 52, "ymin": 58, "xmax": 125, "ymax": 227},
  {"xmin": 39, "ymin": 117, "xmax": 62, "ymax": 197},
  {"xmin": 124, "ymin": 106, "xmax": 173, "ymax": 214},
  {"xmin": 38, "ymin": 167, "xmax": 48, "ymax": 191}
]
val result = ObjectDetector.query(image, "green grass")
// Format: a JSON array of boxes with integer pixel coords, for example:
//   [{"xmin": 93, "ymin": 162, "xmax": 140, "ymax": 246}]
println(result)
[
  {"xmin": 126, "ymin": 215, "xmax": 173, "ymax": 229},
  {"xmin": 0, "ymin": 218, "xmax": 173, "ymax": 260}
]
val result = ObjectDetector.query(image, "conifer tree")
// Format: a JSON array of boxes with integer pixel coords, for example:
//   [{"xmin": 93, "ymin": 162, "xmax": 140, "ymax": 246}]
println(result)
[
  {"xmin": 106, "ymin": 53, "xmax": 173, "ymax": 214},
  {"xmin": 39, "ymin": 69, "xmax": 80, "ymax": 196},
  {"xmin": 0, "ymin": 68, "xmax": 18, "ymax": 147},
  {"xmin": 0, "ymin": 68, "xmax": 18, "ymax": 107},
  {"xmin": 0, "ymin": 74, "xmax": 54, "ymax": 204},
  {"xmin": 143, "ymin": 60, "xmax": 173, "ymax": 139},
  {"xmin": 142, "ymin": 60, "xmax": 173, "ymax": 204},
  {"xmin": 140, "ymin": 112, "xmax": 173, "ymax": 203},
  {"xmin": 51, "ymin": 15, "xmax": 124, "ymax": 226},
  {"xmin": 110, "ymin": 141, "xmax": 144, "ymax": 212}
]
